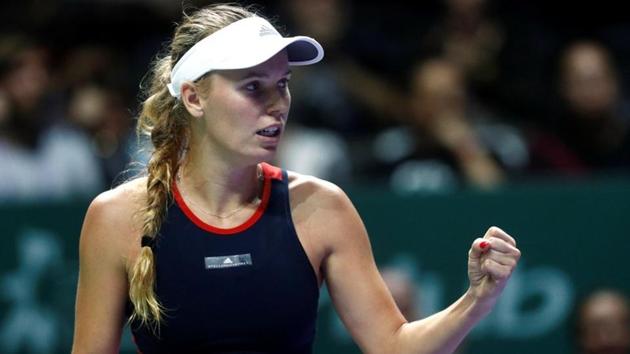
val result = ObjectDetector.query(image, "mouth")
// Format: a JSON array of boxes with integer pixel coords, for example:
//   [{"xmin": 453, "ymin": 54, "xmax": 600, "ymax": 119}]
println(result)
[{"xmin": 256, "ymin": 125, "xmax": 282, "ymax": 138}]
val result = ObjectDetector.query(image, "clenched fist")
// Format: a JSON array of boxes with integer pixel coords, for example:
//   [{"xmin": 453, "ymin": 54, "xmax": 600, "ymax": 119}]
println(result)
[{"xmin": 467, "ymin": 226, "xmax": 521, "ymax": 306}]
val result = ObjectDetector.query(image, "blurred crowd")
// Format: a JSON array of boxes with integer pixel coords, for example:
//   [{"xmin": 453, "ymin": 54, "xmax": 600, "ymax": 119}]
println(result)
[{"xmin": 1, "ymin": 0, "xmax": 630, "ymax": 201}]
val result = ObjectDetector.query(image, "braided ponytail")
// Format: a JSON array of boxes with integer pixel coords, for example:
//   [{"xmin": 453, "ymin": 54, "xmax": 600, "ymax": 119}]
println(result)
[
  {"xmin": 129, "ymin": 56, "xmax": 187, "ymax": 329},
  {"xmin": 128, "ymin": 4, "xmax": 258, "ymax": 329}
]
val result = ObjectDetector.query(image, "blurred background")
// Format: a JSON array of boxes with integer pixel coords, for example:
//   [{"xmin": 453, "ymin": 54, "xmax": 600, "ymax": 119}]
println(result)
[{"xmin": 0, "ymin": 0, "xmax": 629, "ymax": 353}]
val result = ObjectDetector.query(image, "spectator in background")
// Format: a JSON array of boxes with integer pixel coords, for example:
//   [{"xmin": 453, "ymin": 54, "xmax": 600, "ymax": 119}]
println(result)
[
  {"xmin": 0, "ymin": 34, "xmax": 103, "ymax": 201},
  {"xmin": 274, "ymin": 0, "xmax": 410, "ymax": 183},
  {"xmin": 575, "ymin": 289, "xmax": 630, "ymax": 354},
  {"xmin": 421, "ymin": 0, "xmax": 505, "ymax": 110},
  {"xmin": 528, "ymin": 41, "xmax": 630, "ymax": 175},
  {"xmin": 59, "ymin": 44, "xmax": 141, "ymax": 186},
  {"xmin": 557, "ymin": 42, "xmax": 630, "ymax": 171},
  {"xmin": 382, "ymin": 57, "xmax": 528, "ymax": 192},
  {"xmin": 66, "ymin": 83, "xmax": 136, "ymax": 186},
  {"xmin": 278, "ymin": 0, "xmax": 408, "ymax": 134}
]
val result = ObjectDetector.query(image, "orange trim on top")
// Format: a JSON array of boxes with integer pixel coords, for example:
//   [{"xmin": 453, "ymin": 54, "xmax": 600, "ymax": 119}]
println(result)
[
  {"xmin": 172, "ymin": 165, "xmax": 273, "ymax": 235},
  {"xmin": 260, "ymin": 162, "xmax": 283, "ymax": 181}
]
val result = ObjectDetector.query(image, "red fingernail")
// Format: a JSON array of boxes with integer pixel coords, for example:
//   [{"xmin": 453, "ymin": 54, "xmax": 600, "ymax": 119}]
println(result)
[{"xmin": 480, "ymin": 241, "xmax": 489, "ymax": 249}]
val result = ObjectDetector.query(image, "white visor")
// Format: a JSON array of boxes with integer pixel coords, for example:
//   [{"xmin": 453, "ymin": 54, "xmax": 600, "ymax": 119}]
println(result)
[{"xmin": 167, "ymin": 16, "xmax": 324, "ymax": 98}]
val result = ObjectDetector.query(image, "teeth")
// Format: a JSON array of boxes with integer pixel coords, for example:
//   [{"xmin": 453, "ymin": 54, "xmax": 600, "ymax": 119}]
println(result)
[{"xmin": 257, "ymin": 126, "xmax": 280, "ymax": 136}]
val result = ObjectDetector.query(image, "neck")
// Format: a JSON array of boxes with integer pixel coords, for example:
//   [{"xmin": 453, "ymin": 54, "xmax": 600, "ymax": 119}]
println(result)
[{"xmin": 178, "ymin": 149, "xmax": 262, "ymax": 218}]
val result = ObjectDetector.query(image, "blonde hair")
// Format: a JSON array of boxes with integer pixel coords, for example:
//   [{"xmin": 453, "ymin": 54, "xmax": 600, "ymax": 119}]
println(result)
[{"xmin": 128, "ymin": 3, "xmax": 258, "ymax": 329}]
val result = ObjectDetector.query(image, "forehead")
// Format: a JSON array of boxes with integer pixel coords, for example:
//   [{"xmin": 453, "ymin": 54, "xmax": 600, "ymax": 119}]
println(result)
[
  {"xmin": 564, "ymin": 46, "xmax": 610, "ymax": 77},
  {"xmin": 581, "ymin": 294, "xmax": 630, "ymax": 323},
  {"xmin": 214, "ymin": 50, "xmax": 290, "ymax": 82}
]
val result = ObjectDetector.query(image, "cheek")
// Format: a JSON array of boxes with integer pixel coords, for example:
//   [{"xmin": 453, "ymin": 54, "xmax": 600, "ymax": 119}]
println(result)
[
  {"xmin": 204, "ymin": 94, "xmax": 260, "ymax": 142},
  {"xmin": 221, "ymin": 90, "xmax": 261, "ymax": 119},
  {"xmin": 208, "ymin": 88, "xmax": 254, "ymax": 118}
]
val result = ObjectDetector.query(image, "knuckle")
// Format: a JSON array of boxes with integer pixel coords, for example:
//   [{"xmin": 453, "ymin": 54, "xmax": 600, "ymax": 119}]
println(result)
[{"xmin": 513, "ymin": 248, "xmax": 522, "ymax": 259}]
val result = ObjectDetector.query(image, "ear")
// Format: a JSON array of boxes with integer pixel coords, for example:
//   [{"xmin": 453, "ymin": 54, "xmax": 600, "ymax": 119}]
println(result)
[{"xmin": 180, "ymin": 81, "xmax": 204, "ymax": 118}]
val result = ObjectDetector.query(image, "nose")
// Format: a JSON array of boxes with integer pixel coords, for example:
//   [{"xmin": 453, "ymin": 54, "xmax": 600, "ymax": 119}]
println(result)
[{"xmin": 265, "ymin": 87, "xmax": 290, "ymax": 121}]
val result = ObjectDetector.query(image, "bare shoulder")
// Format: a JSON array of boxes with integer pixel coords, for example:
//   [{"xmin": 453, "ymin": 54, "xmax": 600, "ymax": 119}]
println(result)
[
  {"xmin": 286, "ymin": 170, "xmax": 350, "ymax": 210},
  {"xmin": 286, "ymin": 171, "xmax": 365, "ymax": 251},
  {"xmin": 86, "ymin": 177, "xmax": 146, "ymax": 227},
  {"xmin": 80, "ymin": 177, "xmax": 148, "ymax": 268},
  {"xmin": 95, "ymin": 176, "xmax": 146, "ymax": 206}
]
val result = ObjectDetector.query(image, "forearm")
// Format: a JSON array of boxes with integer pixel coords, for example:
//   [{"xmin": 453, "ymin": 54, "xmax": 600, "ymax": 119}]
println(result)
[{"xmin": 394, "ymin": 288, "xmax": 494, "ymax": 354}]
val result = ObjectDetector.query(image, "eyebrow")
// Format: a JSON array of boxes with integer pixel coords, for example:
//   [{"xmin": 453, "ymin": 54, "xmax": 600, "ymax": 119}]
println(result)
[{"xmin": 240, "ymin": 70, "xmax": 292, "ymax": 80}]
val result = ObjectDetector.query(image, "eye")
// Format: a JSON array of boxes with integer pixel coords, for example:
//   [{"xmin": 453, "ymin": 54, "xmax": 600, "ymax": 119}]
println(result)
[{"xmin": 244, "ymin": 81, "xmax": 260, "ymax": 92}]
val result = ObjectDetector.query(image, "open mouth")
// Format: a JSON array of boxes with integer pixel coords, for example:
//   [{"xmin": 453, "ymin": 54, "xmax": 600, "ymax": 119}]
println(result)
[{"xmin": 256, "ymin": 126, "xmax": 281, "ymax": 137}]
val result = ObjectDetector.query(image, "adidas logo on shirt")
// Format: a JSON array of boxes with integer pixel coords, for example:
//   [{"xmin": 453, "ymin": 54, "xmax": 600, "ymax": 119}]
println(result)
[{"xmin": 205, "ymin": 254, "xmax": 253, "ymax": 269}]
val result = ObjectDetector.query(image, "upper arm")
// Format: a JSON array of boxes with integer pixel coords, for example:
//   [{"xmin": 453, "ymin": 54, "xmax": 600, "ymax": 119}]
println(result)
[
  {"xmin": 294, "ymin": 177, "xmax": 406, "ymax": 353},
  {"xmin": 72, "ymin": 191, "xmax": 135, "ymax": 354}
]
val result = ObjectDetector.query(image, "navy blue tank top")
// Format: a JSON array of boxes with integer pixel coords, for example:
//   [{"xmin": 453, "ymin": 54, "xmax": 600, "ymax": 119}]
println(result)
[{"xmin": 129, "ymin": 163, "xmax": 320, "ymax": 354}]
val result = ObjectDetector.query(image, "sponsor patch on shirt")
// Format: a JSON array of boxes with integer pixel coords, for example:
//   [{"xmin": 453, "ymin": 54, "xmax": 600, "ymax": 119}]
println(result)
[{"xmin": 205, "ymin": 253, "xmax": 253, "ymax": 269}]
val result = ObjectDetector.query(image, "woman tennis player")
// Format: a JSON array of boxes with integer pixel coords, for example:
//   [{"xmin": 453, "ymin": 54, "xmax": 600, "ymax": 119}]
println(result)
[{"xmin": 72, "ymin": 4, "xmax": 521, "ymax": 354}]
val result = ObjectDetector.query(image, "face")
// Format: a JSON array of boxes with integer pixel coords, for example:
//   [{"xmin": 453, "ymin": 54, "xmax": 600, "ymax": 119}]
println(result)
[
  {"xmin": 4, "ymin": 47, "xmax": 50, "ymax": 113},
  {"xmin": 187, "ymin": 51, "xmax": 291, "ymax": 165},
  {"xmin": 411, "ymin": 59, "xmax": 466, "ymax": 122},
  {"xmin": 561, "ymin": 44, "xmax": 618, "ymax": 119},
  {"xmin": 579, "ymin": 293, "xmax": 630, "ymax": 354},
  {"xmin": 287, "ymin": 0, "xmax": 345, "ymax": 47}
]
